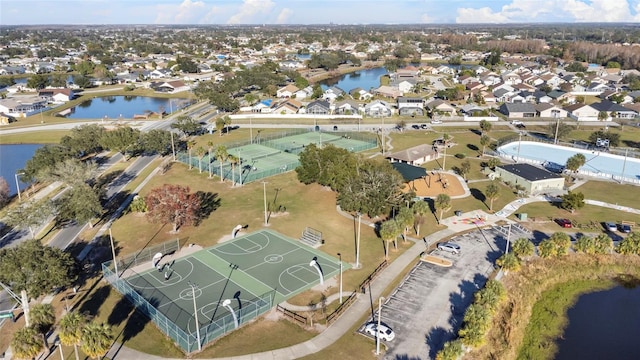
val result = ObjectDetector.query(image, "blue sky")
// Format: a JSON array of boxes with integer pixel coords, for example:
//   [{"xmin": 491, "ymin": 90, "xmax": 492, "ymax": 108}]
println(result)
[{"xmin": 1, "ymin": 0, "xmax": 639, "ymax": 25}]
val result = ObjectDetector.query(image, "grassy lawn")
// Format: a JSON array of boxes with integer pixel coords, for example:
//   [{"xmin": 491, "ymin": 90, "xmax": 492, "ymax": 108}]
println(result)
[
  {"xmin": 0, "ymin": 130, "xmax": 70, "ymax": 144},
  {"xmin": 574, "ymin": 180, "xmax": 640, "ymax": 209}
]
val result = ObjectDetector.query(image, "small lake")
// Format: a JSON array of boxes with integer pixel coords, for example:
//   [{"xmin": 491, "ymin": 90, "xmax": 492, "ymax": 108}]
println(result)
[
  {"xmin": 64, "ymin": 96, "xmax": 190, "ymax": 120},
  {"xmin": 0, "ymin": 144, "xmax": 42, "ymax": 196},
  {"xmin": 555, "ymin": 285, "xmax": 640, "ymax": 359},
  {"xmin": 320, "ymin": 67, "xmax": 387, "ymax": 92}
]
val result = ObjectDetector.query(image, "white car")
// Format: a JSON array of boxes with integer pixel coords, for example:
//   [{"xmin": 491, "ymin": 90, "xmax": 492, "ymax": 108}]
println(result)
[
  {"xmin": 431, "ymin": 119, "xmax": 443, "ymax": 124},
  {"xmin": 510, "ymin": 120, "xmax": 523, "ymax": 126},
  {"xmin": 437, "ymin": 242, "xmax": 461, "ymax": 254},
  {"xmin": 364, "ymin": 322, "xmax": 395, "ymax": 341}
]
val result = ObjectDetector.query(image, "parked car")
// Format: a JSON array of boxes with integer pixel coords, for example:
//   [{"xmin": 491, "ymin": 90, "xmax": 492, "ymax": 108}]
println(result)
[
  {"xmin": 437, "ymin": 242, "xmax": 461, "ymax": 254},
  {"xmin": 511, "ymin": 120, "xmax": 523, "ymax": 126},
  {"xmin": 420, "ymin": 124, "xmax": 429, "ymax": 129},
  {"xmin": 364, "ymin": 322, "xmax": 395, "ymax": 341},
  {"xmin": 555, "ymin": 218, "xmax": 572, "ymax": 228},
  {"xmin": 431, "ymin": 119, "xmax": 443, "ymax": 124},
  {"xmin": 619, "ymin": 224, "xmax": 632, "ymax": 233},
  {"xmin": 604, "ymin": 222, "xmax": 617, "ymax": 232},
  {"xmin": 412, "ymin": 124, "xmax": 420, "ymax": 130}
]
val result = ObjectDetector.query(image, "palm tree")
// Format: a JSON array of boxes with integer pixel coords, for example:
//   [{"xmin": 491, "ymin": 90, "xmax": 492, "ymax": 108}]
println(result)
[
  {"xmin": 395, "ymin": 206, "xmax": 414, "ymax": 243},
  {"xmin": 223, "ymin": 115, "xmax": 232, "ymax": 134},
  {"xmin": 59, "ymin": 312, "xmax": 86, "ymax": 360},
  {"xmin": 195, "ymin": 146, "xmax": 206, "ymax": 173},
  {"xmin": 412, "ymin": 200, "xmax": 430, "ymax": 236},
  {"xmin": 484, "ymin": 183, "xmax": 500, "ymax": 211},
  {"xmin": 80, "ymin": 322, "xmax": 114, "ymax": 360},
  {"xmin": 207, "ymin": 141, "xmax": 214, "ymax": 178},
  {"xmin": 186, "ymin": 140, "xmax": 196, "ymax": 170},
  {"xmin": 434, "ymin": 193, "xmax": 451, "ymax": 224},
  {"xmin": 379, "ymin": 219, "xmax": 401, "ymax": 259},
  {"xmin": 215, "ymin": 117, "xmax": 225, "ymax": 136},
  {"xmin": 11, "ymin": 327, "xmax": 43, "ymax": 360},
  {"xmin": 30, "ymin": 303, "xmax": 55, "ymax": 350},
  {"xmin": 480, "ymin": 135, "xmax": 490, "ymax": 157},
  {"xmin": 227, "ymin": 154, "xmax": 239, "ymax": 186},
  {"xmin": 215, "ymin": 145, "xmax": 228, "ymax": 183}
]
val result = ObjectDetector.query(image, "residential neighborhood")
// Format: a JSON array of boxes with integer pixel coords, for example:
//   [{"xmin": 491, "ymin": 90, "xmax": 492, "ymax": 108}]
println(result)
[{"xmin": 1, "ymin": 22, "xmax": 640, "ymax": 360}]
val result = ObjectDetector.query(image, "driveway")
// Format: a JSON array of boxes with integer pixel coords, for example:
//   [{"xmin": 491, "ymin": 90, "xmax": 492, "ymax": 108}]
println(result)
[{"xmin": 360, "ymin": 227, "xmax": 508, "ymax": 360}]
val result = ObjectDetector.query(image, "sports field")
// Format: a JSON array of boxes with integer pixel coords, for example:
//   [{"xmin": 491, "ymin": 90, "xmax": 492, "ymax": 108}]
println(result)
[
  {"xmin": 124, "ymin": 229, "xmax": 346, "ymax": 335},
  {"xmin": 177, "ymin": 130, "xmax": 377, "ymax": 184}
]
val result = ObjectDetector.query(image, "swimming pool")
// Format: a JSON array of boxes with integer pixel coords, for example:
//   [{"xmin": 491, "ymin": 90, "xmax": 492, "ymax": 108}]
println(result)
[{"xmin": 497, "ymin": 141, "xmax": 640, "ymax": 183}]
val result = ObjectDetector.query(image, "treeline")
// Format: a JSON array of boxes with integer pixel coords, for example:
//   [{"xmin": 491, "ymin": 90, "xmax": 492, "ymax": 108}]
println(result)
[
  {"xmin": 566, "ymin": 42, "xmax": 640, "ymax": 69},
  {"xmin": 482, "ymin": 39, "xmax": 547, "ymax": 54}
]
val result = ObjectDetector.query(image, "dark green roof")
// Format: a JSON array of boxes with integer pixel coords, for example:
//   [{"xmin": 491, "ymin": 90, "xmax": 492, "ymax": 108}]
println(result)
[{"xmin": 391, "ymin": 162, "xmax": 427, "ymax": 182}]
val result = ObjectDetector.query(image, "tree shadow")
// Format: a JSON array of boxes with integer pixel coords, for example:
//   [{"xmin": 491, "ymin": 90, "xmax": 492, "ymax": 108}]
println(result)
[
  {"xmin": 108, "ymin": 299, "xmax": 158, "ymax": 360},
  {"xmin": 425, "ymin": 326, "xmax": 455, "ymax": 359},
  {"xmin": 622, "ymin": 140, "xmax": 640, "ymax": 149},
  {"xmin": 78, "ymin": 284, "xmax": 111, "ymax": 316},
  {"xmin": 467, "ymin": 144, "xmax": 479, "ymax": 152},
  {"xmin": 469, "ymin": 128, "xmax": 481, "ymax": 136},
  {"xmin": 531, "ymin": 230, "xmax": 550, "ymax": 246},
  {"xmin": 195, "ymin": 191, "xmax": 220, "ymax": 225},
  {"xmin": 392, "ymin": 355, "xmax": 423, "ymax": 360},
  {"xmin": 108, "ymin": 296, "xmax": 134, "ymax": 327},
  {"xmin": 470, "ymin": 188, "xmax": 487, "ymax": 209},
  {"xmin": 94, "ymin": 170, "xmax": 124, "ymax": 190}
]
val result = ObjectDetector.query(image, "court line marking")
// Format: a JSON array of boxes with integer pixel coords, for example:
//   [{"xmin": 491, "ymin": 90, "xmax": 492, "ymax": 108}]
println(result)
[{"xmin": 127, "ymin": 259, "xmax": 194, "ymax": 290}]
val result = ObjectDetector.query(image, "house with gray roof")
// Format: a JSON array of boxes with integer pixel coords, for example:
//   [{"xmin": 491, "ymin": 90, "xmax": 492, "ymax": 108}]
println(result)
[{"xmin": 499, "ymin": 102, "xmax": 536, "ymax": 118}]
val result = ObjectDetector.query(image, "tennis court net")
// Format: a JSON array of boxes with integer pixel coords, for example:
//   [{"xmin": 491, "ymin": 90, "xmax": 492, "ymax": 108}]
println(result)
[{"xmin": 249, "ymin": 150, "xmax": 281, "ymax": 162}]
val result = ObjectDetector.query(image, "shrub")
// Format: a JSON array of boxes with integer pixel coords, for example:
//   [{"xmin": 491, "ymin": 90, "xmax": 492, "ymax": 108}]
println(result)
[
  {"xmin": 128, "ymin": 195, "xmax": 147, "ymax": 213},
  {"xmin": 436, "ymin": 339, "xmax": 464, "ymax": 360},
  {"xmin": 616, "ymin": 231, "xmax": 640, "ymax": 255},
  {"xmin": 497, "ymin": 252, "xmax": 521, "ymax": 271},
  {"xmin": 574, "ymin": 234, "xmax": 595, "ymax": 254},
  {"xmin": 511, "ymin": 238, "xmax": 535, "ymax": 258}
]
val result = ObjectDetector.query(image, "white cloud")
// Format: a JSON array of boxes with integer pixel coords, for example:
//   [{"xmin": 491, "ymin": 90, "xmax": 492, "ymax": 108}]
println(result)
[
  {"xmin": 154, "ymin": 0, "xmax": 208, "ymax": 24},
  {"xmin": 456, "ymin": 7, "xmax": 510, "ymax": 23},
  {"xmin": 227, "ymin": 0, "xmax": 276, "ymax": 24},
  {"xmin": 276, "ymin": 8, "xmax": 293, "ymax": 24},
  {"xmin": 562, "ymin": 0, "xmax": 634, "ymax": 22},
  {"xmin": 457, "ymin": 0, "xmax": 637, "ymax": 23},
  {"xmin": 420, "ymin": 13, "xmax": 432, "ymax": 23}
]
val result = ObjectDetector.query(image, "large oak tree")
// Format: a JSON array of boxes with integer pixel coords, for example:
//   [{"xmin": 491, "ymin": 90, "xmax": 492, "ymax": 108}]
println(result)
[
  {"xmin": 144, "ymin": 184, "xmax": 201, "ymax": 233},
  {"xmin": 0, "ymin": 240, "xmax": 77, "ymax": 326}
]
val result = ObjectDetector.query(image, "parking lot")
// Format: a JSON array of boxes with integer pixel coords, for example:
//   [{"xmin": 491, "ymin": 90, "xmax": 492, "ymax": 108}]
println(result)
[{"xmin": 358, "ymin": 226, "xmax": 531, "ymax": 359}]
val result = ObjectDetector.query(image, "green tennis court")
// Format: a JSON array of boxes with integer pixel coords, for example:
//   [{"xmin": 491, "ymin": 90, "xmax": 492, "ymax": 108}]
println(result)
[{"xmin": 124, "ymin": 229, "xmax": 346, "ymax": 335}]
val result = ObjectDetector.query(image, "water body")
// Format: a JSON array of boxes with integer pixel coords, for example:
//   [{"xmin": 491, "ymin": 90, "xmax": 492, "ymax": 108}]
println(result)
[
  {"xmin": 64, "ymin": 96, "xmax": 188, "ymax": 119},
  {"xmin": 555, "ymin": 285, "xmax": 640, "ymax": 360},
  {"xmin": 0, "ymin": 144, "xmax": 42, "ymax": 196},
  {"xmin": 319, "ymin": 67, "xmax": 387, "ymax": 92}
]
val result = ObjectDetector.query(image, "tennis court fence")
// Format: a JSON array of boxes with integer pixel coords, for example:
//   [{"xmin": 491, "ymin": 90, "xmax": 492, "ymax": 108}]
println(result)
[{"xmin": 102, "ymin": 261, "xmax": 276, "ymax": 354}]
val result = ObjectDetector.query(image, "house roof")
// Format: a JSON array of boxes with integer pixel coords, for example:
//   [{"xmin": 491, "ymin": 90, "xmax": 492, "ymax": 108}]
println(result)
[
  {"xmin": 498, "ymin": 163, "xmax": 562, "ymax": 182},
  {"xmin": 388, "ymin": 144, "xmax": 438, "ymax": 164},
  {"xmin": 590, "ymin": 100, "xmax": 629, "ymax": 113},
  {"xmin": 391, "ymin": 162, "xmax": 427, "ymax": 182},
  {"xmin": 501, "ymin": 103, "xmax": 536, "ymax": 113}
]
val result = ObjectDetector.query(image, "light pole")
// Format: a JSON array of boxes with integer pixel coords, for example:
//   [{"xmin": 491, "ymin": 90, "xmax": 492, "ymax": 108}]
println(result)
[
  {"xmin": 222, "ymin": 299, "xmax": 238, "ymax": 329},
  {"xmin": 505, "ymin": 223, "xmax": 512, "ymax": 254},
  {"xmin": 188, "ymin": 282, "xmax": 202, "ymax": 351},
  {"xmin": 376, "ymin": 296, "xmax": 385, "ymax": 355},
  {"xmin": 14, "ymin": 172, "xmax": 24, "ymax": 201},
  {"xmin": 249, "ymin": 116, "xmax": 253, "ymax": 144},
  {"xmin": 262, "ymin": 181, "xmax": 268, "ymax": 226},
  {"xmin": 337, "ymin": 253, "xmax": 343, "ymax": 304},
  {"xmin": 309, "ymin": 259, "xmax": 323, "ymax": 285},
  {"xmin": 56, "ymin": 340, "xmax": 64, "ymax": 360},
  {"xmin": 355, "ymin": 212, "xmax": 362, "ymax": 269},
  {"xmin": 517, "ymin": 132, "xmax": 523, "ymax": 161},
  {"xmin": 554, "ymin": 116, "xmax": 560, "ymax": 145},
  {"xmin": 109, "ymin": 228, "xmax": 118, "ymax": 277}
]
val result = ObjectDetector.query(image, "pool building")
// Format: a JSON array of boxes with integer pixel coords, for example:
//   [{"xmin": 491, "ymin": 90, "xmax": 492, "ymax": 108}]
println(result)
[{"xmin": 495, "ymin": 163, "xmax": 565, "ymax": 195}]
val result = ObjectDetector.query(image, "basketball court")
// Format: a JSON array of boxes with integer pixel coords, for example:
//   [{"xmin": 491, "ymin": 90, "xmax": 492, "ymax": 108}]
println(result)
[{"xmin": 123, "ymin": 229, "xmax": 346, "ymax": 335}]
